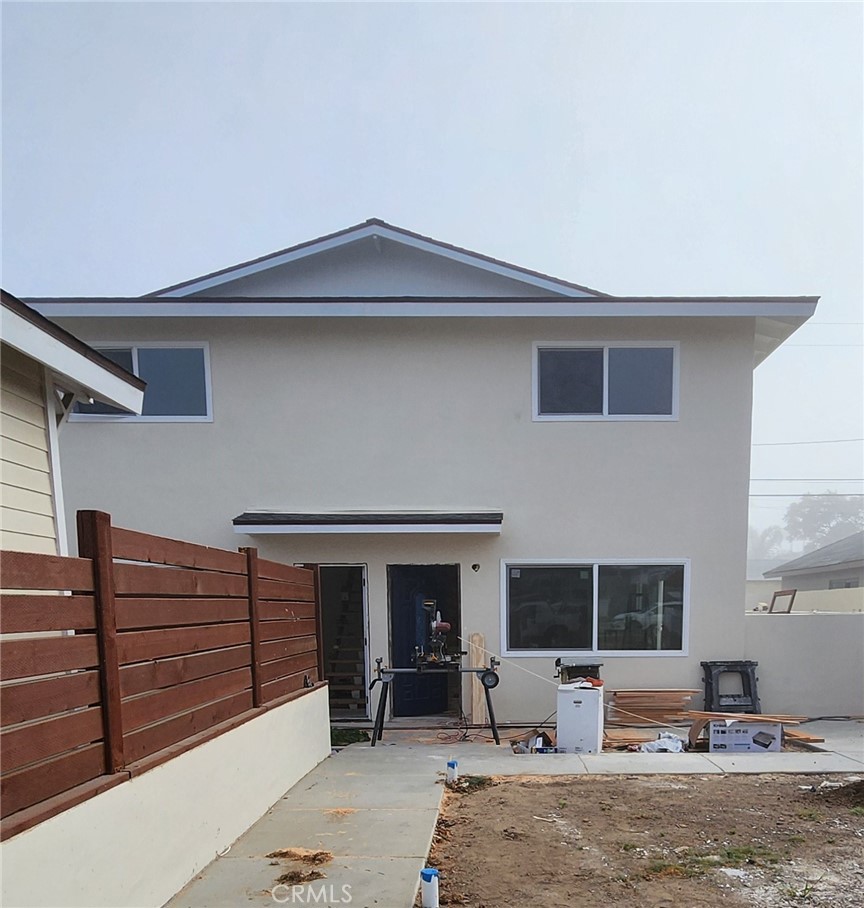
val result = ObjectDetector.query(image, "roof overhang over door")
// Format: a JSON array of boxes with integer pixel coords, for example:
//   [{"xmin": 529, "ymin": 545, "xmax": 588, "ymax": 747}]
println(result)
[{"xmin": 232, "ymin": 511, "xmax": 504, "ymax": 535}]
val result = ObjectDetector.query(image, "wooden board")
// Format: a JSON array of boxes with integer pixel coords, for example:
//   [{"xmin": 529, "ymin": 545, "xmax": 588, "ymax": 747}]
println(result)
[{"xmin": 469, "ymin": 633, "xmax": 487, "ymax": 726}]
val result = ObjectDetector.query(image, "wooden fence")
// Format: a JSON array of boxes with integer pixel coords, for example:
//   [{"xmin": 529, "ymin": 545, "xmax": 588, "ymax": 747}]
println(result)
[{"xmin": 0, "ymin": 510, "xmax": 324, "ymax": 840}]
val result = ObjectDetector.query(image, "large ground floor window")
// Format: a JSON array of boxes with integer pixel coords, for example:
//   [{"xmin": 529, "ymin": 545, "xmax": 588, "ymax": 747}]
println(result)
[{"xmin": 503, "ymin": 560, "xmax": 687, "ymax": 655}]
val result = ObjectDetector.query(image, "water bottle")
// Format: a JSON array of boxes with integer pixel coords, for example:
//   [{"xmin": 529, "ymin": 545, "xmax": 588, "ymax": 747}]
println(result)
[
  {"xmin": 420, "ymin": 867, "xmax": 440, "ymax": 908},
  {"xmin": 446, "ymin": 759, "xmax": 458, "ymax": 783}
]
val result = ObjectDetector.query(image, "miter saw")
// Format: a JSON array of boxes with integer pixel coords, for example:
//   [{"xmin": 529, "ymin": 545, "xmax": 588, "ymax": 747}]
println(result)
[{"xmin": 369, "ymin": 598, "xmax": 501, "ymax": 746}]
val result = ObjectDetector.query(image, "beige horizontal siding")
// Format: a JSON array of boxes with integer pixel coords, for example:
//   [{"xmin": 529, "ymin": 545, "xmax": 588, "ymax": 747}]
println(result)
[
  {"xmin": 1, "ymin": 347, "xmax": 57, "ymax": 555},
  {"xmin": 0, "ymin": 460, "xmax": 52, "ymax": 495},
  {"xmin": 1, "ymin": 483, "xmax": 54, "ymax": 516},
  {"xmin": 1, "ymin": 410, "xmax": 50, "ymax": 449},
  {"xmin": 1, "ymin": 344, "xmax": 41, "ymax": 378},
  {"xmin": 0, "ymin": 529, "xmax": 57, "ymax": 555},
  {"xmin": 1, "ymin": 505, "xmax": 56, "ymax": 538},
  {"xmin": 0, "ymin": 435, "xmax": 50, "ymax": 472},
  {"xmin": 1, "ymin": 385, "xmax": 46, "ymax": 428}
]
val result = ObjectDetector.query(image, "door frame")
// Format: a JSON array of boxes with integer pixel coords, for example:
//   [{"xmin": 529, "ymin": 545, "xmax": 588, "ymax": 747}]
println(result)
[
  {"xmin": 386, "ymin": 562, "xmax": 462, "ymax": 718},
  {"xmin": 319, "ymin": 563, "xmax": 371, "ymax": 720}
]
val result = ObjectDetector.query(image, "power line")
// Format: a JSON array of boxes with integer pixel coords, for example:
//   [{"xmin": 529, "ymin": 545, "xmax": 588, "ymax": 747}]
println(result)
[
  {"xmin": 752, "ymin": 438, "xmax": 864, "ymax": 446},
  {"xmin": 749, "ymin": 493, "xmax": 864, "ymax": 498},
  {"xmin": 750, "ymin": 478, "xmax": 864, "ymax": 482}
]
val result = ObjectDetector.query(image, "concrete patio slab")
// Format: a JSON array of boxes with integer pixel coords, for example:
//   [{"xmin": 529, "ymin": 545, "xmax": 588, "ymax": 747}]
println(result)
[
  {"xmin": 232, "ymin": 806, "xmax": 440, "ymax": 859},
  {"xmin": 167, "ymin": 854, "xmax": 426, "ymax": 908},
  {"xmin": 278, "ymin": 771, "xmax": 444, "ymax": 810},
  {"xmin": 704, "ymin": 751, "xmax": 864, "ymax": 774},
  {"xmin": 581, "ymin": 752, "xmax": 724, "ymax": 774},
  {"xmin": 804, "ymin": 718, "xmax": 864, "ymax": 764}
]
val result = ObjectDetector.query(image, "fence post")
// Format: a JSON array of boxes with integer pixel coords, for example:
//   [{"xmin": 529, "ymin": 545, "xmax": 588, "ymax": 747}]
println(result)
[
  {"xmin": 241, "ymin": 547, "xmax": 263, "ymax": 707},
  {"xmin": 300, "ymin": 564, "xmax": 324, "ymax": 682},
  {"xmin": 76, "ymin": 510, "xmax": 125, "ymax": 774}
]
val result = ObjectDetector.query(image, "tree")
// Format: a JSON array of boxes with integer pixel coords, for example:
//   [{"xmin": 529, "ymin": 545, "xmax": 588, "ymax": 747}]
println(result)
[
  {"xmin": 783, "ymin": 493, "xmax": 864, "ymax": 551},
  {"xmin": 747, "ymin": 524, "xmax": 785, "ymax": 559}
]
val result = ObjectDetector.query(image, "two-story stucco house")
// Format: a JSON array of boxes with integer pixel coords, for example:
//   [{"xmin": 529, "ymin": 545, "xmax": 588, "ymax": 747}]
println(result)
[{"xmin": 29, "ymin": 219, "xmax": 818, "ymax": 723}]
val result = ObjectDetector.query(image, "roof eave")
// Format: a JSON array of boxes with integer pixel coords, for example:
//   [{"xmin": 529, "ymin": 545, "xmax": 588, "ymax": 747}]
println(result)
[{"xmin": 1, "ymin": 290, "xmax": 145, "ymax": 412}]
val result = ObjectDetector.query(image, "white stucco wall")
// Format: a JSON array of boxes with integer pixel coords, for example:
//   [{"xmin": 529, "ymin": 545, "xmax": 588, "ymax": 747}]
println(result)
[
  {"xmin": 56, "ymin": 315, "xmax": 755, "ymax": 723},
  {"xmin": 0, "ymin": 686, "xmax": 331, "ymax": 908},
  {"xmin": 744, "ymin": 614, "xmax": 864, "ymax": 717}
]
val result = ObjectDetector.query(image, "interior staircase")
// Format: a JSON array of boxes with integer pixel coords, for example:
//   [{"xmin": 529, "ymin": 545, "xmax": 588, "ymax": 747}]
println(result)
[{"xmin": 325, "ymin": 569, "xmax": 367, "ymax": 716}]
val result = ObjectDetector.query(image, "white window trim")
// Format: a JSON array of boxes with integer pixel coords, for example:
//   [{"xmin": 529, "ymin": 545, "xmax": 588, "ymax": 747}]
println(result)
[
  {"xmin": 69, "ymin": 342, "xmax": 213, "ymax": 423},
  {"xmin": 500, "ymin": 557, "xmax": 691, "ymax": 658},
  {"xmin": 532, "ymin": 341, "xmax": 680, "ymax": 422}
]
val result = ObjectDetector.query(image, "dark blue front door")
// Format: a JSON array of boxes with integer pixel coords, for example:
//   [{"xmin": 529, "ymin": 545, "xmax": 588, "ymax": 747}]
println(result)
[{"xmin": 388, "ymin": 564, "xmax": 459, "ymax": 717}]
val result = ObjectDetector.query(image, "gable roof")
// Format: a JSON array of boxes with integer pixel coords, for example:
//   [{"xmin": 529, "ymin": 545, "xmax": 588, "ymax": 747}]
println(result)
[
  {"xmin": 147, "ymin": 218, "xmax": 609, "ymax": 299},
  {"xmin": 1, "ymin": 288, "xmax": 145, "ymax": 413},
  {"xmin": 763, "ymin": 531, "xmax": 864, "ymax": 578}
]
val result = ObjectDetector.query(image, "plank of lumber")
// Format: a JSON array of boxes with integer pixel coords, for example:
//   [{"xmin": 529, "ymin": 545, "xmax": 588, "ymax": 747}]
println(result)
[
  {"xmin": 685, "ymin": 710, "xmax": 805, "ymax": 724},
  {"xmin": 783, "ymin": 728, "xmax": 826, "ymax": 744},
  {"xmin": 469, "ymin": 633, "xmax": 487, "ymax": 727}
]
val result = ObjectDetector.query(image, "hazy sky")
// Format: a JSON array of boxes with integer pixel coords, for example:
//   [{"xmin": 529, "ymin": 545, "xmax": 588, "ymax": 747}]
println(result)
[{"xmin": 2, "ymin": 2, "xmax": 862, "ymax": 532}]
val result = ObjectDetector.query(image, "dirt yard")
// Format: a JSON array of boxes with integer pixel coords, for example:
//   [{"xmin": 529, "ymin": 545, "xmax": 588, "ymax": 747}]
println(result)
[{"xmin": 426, "ymin": 774, "xmax": 864, "ymax": 907}]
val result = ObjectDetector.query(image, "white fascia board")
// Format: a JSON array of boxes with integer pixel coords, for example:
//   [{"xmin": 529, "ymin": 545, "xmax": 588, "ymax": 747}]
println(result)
[
  {"xmin": 156, "ymin": 224, "xmax": 590, "ymax": 298},
  {"xmin": 32, "ymin": 299, "xmax": 819, "ymax": 319},
  {"xmin": 1, "ymin": 306, "xmax": 144, "ymax": 413},
  {"xmin": 233, "ymin": 523, "xmax": 502, "ymax": 535}
]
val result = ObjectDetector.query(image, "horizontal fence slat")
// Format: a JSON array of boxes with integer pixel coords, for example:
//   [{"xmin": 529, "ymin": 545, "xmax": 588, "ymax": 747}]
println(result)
[
  {"xmin": 260, "ymin": 635, "xmax": 319, "ymax": 664},
  {"xmin": 0, "ymin": 636, "xmax": 100, "ymax": 681},
  {"xmin": 123, "ymin": 691, "xmax": 253, "ymax": 764},
  {"xmin": 261, "ymin": 669, "xmax": 319, "ymax": 704},
  {"xmin": 1, "ymin": 671, "xmax": 101, "ymax": 727},
  {"xmin": 256, "ymin": 560, "xmax": 314, "ymax": 584},
  {"xmin": 119, "ymin": 645, "xmax": 252, "ymax": 699},
  {"xmin": 0, "ymin": 743, "xmax": 105, "ymax": 819},
  {"xmin": 123, "ymin": 667, "xmax": 252, "ymax": 733},
  {"xmin": 259, "ymin": 600, "xmax": 317, "ymax": 621},
  {"xmin": 258, "ymin": 651, "xmax": 319, "ymax": 685},
  {"xmin": 0, "ymin": 550, "xmax": 94, "ymax": 591},
  {"xmin": 257, "ymin": 579, "xmax": 315, "ymax": 602},
  {"xmin": 115, "ymin": 598, "xmax": 250, "ymax": 630},
  {"xmin": 111, "ymin": 527, "xmax": 247, "ymax": 575},
  {"xmin": 113, "ymin": 563, "xmax": 248, "ymax": 598},
  {"xmin": 0, "ymin": 595, "xmax": 96, "ymax": 633},
  {"xmin": 1, "ymin": 706, "xmax": 103, "ymax": 774},
  {"xmin": 259, "ymin": 619, "xmax": 318, "ymax": 642},
  {"xmin": 117, "ymin": 624, "xmax": 251, "ymax": 665}
]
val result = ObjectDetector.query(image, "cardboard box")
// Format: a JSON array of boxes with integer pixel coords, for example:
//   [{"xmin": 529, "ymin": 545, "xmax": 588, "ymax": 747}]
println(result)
[{"xmin": 709, "ymin": 721, "xmax": 782, "ymax": 753}]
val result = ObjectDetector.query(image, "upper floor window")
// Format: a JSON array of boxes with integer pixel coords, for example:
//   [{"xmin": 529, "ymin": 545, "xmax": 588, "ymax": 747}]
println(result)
[
  {"xmin": 73, "ymin": 344, "xmax": 211, "ymax": 421},
  {"xmin": 533, "ymin": 343, "xmax": 677, "ymax": 420}
]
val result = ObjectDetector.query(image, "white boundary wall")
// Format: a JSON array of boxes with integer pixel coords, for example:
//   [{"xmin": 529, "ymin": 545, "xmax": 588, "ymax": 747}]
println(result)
[
  {"xmin": 744, "ymin": 614, "xmax": 864, "ymax": 718},
  {"xmin": 0, "ymin": 686, "xmax": 331, "ymax": 908}
]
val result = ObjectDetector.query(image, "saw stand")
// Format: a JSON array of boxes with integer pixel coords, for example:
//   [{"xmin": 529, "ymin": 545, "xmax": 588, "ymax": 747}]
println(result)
[{"xmin": 368, "ymin": 656, "xmax": 502, "ymax": 746}]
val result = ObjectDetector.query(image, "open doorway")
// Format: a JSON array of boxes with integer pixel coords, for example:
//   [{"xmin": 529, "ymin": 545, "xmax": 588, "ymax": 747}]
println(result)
[
  {"xmin": 387, "ymin": 563, "xmax": 461, "ymax": 717},
  {"xmin": 319, "ymin": 565, "xmax": 368, "ymax": 718}
]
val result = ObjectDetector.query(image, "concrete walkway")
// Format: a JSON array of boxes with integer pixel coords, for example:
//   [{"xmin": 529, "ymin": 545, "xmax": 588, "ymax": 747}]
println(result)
[{"xmin": 166, "ymin": 722, "xmax": 864, "ymax": 908}]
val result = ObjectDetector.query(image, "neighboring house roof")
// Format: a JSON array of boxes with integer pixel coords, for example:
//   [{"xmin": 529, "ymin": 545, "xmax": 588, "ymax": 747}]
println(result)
[
  {"xmin": 1, "ymin": 288, "xmax": 144, "ymax": 413},
  {"xmin": 145, "ymin": 218, "xmax": 610, "ymax": 299},
  {"xmin": 763, "ymin": 531, "xmax": 864, "ymax": 578}
]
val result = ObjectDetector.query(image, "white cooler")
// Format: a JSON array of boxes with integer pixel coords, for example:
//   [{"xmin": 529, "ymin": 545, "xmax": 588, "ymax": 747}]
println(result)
[{"xmin": 556, "ymin": 684, "xmax": 604, "ymax": 754}]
